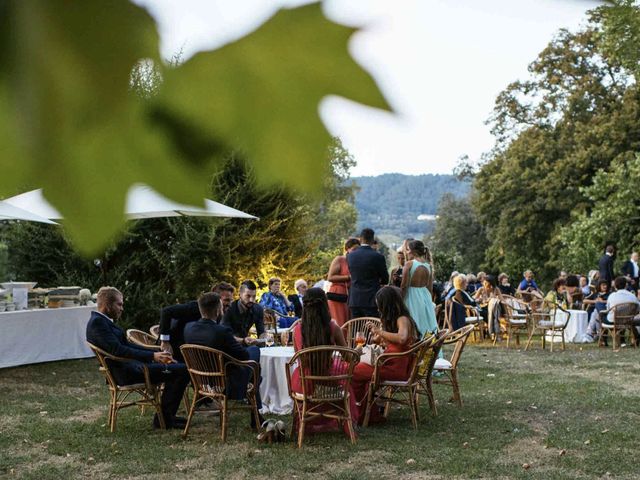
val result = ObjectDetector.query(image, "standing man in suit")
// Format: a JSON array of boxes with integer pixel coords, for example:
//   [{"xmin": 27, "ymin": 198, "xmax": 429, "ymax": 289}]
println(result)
[
  {"xmin": 599, "ymin": 245, "xmax": 616, "ymax": 286},
  {"xmin": 347, "ymin": 228, "xmax": 389, "ymax": 318},
  {"xmin": 159, "ymin": 282, "xmax": 236, "ymax": 361},
  {"xmin": 621, "ymin": 252, "xmax": 639, "ymax": 293},
  {"xmin": 183, "ymin": 292, "xmax": 263, "ymax": 428},
  {"xmin": 86, "ymin": 287, "xmax": 189, "ymax": 429},
  {"xmin": 288, "ymin": 279, "xmax": 307, "ymax": 318}
]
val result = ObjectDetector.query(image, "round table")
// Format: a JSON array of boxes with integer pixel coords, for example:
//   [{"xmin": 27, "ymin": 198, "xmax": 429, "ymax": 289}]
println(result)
[
  {"xmin": 544, "ymin": 309, "xmax": 589, "ymax": 343},
  {"xmin": 259, "ymin": 346, "xmax": 294, "ymax": 415}
]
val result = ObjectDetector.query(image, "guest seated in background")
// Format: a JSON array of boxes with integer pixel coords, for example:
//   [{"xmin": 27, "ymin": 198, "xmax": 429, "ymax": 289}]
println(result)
[
  {"xmin": 288, "ymin": 279, "xmax": 307, "ymax": 318},
  {"xmin": 584, "ymin": 280, "xmax": 612, "ymax": 342},
  {"xmin": 497, "ymin": 273, "xmax": 516, "ymax": 296},
  {"xmin": 565, "ymin": 275, "xmax": 582, "ymax": 308},
  {"xmin": 159, "ymin": 281, "xmax": 235, "ymax": 361},
  {"xmin": 352, "ymin": 286, "xmax": 419, "ymax": 425},
  {"xmin": 473, "ymin": 274, "xmax": 502, "ymax": 332},
  {"xmin": 544, "ymin": 278, "xmax": 569, "ymax": 309},
  {"xmin": 259, "ymin": 277, "xmax": 296, "ymax": 328},
  {"xmin": 443, "ymin": 271, "xmax": 459, "ymax": 298},
  {"xmin": 290, "ymin": 287, "xmax": 356, "ymax": 434},
  {"xmin": 605, "ymin": 276, "xmax": 640, "ymax": 325},
  {"xmin": 86, "ymin": 287, "xmax": 189, "ymax": 429},
  {"xmin": 213, "ymin": 282, "xmax": 236, "ymax": 315},
  {"xmin": 517, "ymin": 270, "xmax": 540, "ymax": 294},
  {"xmin": 183, "ymin": 292, "xmax": 263, "ymax": 428},
  {"xmin": 450, "ymin": 274, "xmax": 479, "ymax": 331},
  {"xmin": 580, "ymin": 276, "xmax": 593, "ymax": 297},
  {"xmin": 222, "ymin": 280, "xmax": 266, "ymax": 345},
  {"xmin": 466, "ymin": 273, "xmax": 479, "ymax": 294}
]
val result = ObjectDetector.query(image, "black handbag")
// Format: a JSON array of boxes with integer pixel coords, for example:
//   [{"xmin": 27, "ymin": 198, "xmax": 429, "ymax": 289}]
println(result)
[{"xmin": 326, "ymin": 292, "xmax": 348, "ymax": 303}]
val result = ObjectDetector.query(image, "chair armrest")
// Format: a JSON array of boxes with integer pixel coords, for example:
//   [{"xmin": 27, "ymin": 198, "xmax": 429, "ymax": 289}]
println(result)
[{"xmin": 222, "ymin": 356, "xmax": 260, "ymax": 387}]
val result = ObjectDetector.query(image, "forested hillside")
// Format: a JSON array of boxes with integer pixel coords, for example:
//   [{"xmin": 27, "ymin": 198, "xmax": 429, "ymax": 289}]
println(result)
[{"xmin": 352, "ymin": 174, "xmax": 469, "ymax": 244}]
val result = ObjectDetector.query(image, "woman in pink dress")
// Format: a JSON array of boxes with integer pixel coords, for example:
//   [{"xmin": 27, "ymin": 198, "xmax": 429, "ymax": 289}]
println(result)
[
  {"xmin": 291, "ymin": 287, "xmax": 359, "ymax": 435},
  {"xmin": 352, "ymin": 286, "xmax": 418, "ymax": 425},
  {"xmin": 326, "ymin": 238, "xmax": 361, "ymax": 327}
]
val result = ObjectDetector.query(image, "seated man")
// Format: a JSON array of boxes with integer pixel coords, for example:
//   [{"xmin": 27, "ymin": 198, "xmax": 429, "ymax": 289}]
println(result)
[
  {"xmin": 222, "ymin": 280, "xmax": 266, "ymax": 345},
  {"xmin": 288, "ymin": 279, "xmax": 307, "ymax": 318},
  {"xmin": 604, "ymin": 277, "xmax": 640, "ymax": 345},
  {"xmin": 518, "ymin": 270, "xmax": 540, "ymax": 294},
  {"xmin": 183, "ymin": 292, "xmax": 263, "ymax": 427},
  {"xmin": 86, "ymin": 287, "xmax": 189, "ymax": 429},
  {"xmin": 159, "ymin": 282, "xmax": 236, "ymax": 361},
  {"xmin": 259, "ymin": 277, "xmax": 296, "ymax": 328}
]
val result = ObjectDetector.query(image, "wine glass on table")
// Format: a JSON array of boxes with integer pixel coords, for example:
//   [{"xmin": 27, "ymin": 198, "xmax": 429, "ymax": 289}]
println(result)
[
  {"xmin": 355, "ymin": 331, "xmax": 366, "ymax": 348},
  {"xmin": 265, "ymin": 332, "xmax": 275, "ymax": 348}
]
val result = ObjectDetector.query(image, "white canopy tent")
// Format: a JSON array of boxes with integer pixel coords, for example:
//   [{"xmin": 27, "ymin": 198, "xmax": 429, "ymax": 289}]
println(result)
[
  {"xmin": 0, "ymin": 200, "xmax": 58, "ymax": 224},
  {"xmin": 3, "ymin": 185, "xmax": 257, "ymax": 221}
]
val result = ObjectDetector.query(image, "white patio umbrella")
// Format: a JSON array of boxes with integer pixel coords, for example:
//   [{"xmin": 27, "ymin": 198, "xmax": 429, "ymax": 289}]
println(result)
[
  {"xmin": 3, "ymin": 185, "xmax": 258, "ymax": 221},
  {"xmin": 0, "ymin": 200, "xmax": 58, "ymax": 224}
]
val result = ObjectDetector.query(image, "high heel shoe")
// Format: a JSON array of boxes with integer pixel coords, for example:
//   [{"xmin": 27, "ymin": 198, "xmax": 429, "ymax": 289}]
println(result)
[{"xmin": 257, "ymin": 419, "xmax": 276, "ymax": 444}]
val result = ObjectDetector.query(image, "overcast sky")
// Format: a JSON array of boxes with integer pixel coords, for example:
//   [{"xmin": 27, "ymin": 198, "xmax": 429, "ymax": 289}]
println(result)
[{"xmin": 138, "ymin": 0, "xmax": 601, "ymax": 177}]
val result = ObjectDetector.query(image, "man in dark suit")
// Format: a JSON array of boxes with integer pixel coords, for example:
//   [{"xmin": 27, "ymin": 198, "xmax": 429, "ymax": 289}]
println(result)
[
  {"xmin": 599, "ymin": 245, "xmax": 616, "ymax": 286},
  {"xmin": 86, "ymin": 287, "xmax": 189, "ymax": 429},
  {"xmin": 222, "ymin": 280, "xmax": 265, "ymax": 345},
  {"xmin": 621, "ymin": 251, "xmax": 639, "ymax": 292},
  {"xmin": 287, "ymin": 279, "xmax": 307, "ymax": 318},
  {"xmin": 159, "ymin": 282, "xmax": 236, "ymax": 361},
  {"xmin": 183, "ymin": 292, "xmax": 263, "ymax": 427},
  {"xmin": 347, "ymin": 228, "xmax": 389, "ymax": 318}
]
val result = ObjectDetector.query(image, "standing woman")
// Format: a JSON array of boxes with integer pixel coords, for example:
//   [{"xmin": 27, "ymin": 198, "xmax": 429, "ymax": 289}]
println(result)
[
  {"xmin": 401, "ymin": 240, "xmax": 438, "ymax": 337},
  {"xmin": 326, "ymin": 237, "xmax": 360, "ymax": 327}
]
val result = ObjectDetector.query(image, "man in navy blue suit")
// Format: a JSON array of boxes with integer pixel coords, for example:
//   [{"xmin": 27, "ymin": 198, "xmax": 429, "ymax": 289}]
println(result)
[
  {"xmin": 183, "ymin": 292, "xmax": 263, "ymax": 428},
  {"xmin": 86, "ymin": 287, "xmax": 189, "ymax": 429},
  {"xmin": 347, "ymin": 228, "xmax": 389, "ymax": 318}
]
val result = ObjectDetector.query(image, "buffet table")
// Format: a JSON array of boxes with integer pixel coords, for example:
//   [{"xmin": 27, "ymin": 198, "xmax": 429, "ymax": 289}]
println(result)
[
  {"xmin": 259, "ymin": 346, "xmax": 294, "ymax": 415},
  {"xmin": 0, "ymin": 306, "xmax": 94, "ymax": 369}
]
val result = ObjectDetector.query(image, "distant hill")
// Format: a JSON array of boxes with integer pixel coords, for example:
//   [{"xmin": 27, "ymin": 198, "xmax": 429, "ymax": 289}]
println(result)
[{"xmin": 351, "ymin": 173, "xmax": 469, "ymax": 247}]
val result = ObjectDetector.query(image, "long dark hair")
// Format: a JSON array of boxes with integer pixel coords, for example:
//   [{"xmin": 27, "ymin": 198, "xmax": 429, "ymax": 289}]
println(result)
[
  {"xmin": 375, "ymin": 286, "xmax": 417, "ymax": 338},
  {"xmin": 300, "ymin": 288, "xmax": 332, "ymax": 347}
]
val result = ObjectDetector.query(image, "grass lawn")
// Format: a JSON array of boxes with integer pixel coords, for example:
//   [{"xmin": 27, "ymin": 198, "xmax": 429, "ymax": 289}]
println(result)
[{"xmin": 1, "ymin": 342, "xmax": 640, "ymax": 480}]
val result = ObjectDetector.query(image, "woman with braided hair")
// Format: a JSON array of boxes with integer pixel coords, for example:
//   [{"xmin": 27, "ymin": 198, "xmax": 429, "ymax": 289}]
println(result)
[{"xmin": 290, "ymin": 287, "xmax": 358, "ymax": 434}]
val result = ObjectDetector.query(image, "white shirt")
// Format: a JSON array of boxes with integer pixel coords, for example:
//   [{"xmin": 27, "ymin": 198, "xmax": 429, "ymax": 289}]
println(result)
[
  {"xmin": 606, "ymin": 289, "xmax": 640, "ymax": 322},
  {"xmin": 631, "ymin": 260, "xmax": 639, "ymax": 278}
]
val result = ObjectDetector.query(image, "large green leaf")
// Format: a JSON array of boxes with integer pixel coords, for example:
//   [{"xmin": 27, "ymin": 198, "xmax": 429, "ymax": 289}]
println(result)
[
  {"xmin": 155, "ymin": 3, "xmax": 391, "ymax": 190},
  {"xmin": 0, "ymin": 1, "xmax": 390, "ymax": 255}
]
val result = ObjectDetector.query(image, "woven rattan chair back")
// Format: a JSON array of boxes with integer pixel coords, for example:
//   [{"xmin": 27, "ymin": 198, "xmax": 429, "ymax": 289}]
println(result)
[
  {"xmin": 291, "ymin": 346, "xmax": 359, "ymax": 401},
  {"xmin": 149, "ymin": 324, "xmax": 160, "ymax": 339},
  {"xmin": 444, "ymin": 325, "xmax": 475, "ymax": 369},
  {"xmin": 180, "ymin": 345, "xmax": 228, "ymax": 398},
  {"xmin": 126, "ymin": 329, "xmax": 160, "ymax": 349},
  {"xmin": 342, "ymin": 317, "xmax": 381, "ymax": 348},
  {"xmin": 611, "ymin": 302, "xmax": 640, "ymax": 326}
]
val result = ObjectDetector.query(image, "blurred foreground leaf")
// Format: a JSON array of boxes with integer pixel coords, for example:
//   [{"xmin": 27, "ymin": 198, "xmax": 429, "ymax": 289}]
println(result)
[{"xmin": 0, "ymin": 1, "xmax": 390, "ymax": 254}]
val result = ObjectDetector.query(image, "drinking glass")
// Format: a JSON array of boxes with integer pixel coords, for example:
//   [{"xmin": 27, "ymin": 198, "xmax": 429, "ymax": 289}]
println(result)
[
  {"xmin": 161, "ymin": 350, "xmax": 172, "ymax": 374},
  {"xmin": 355, "ymin": 331, "xmax": 366, "ymax": 348}
]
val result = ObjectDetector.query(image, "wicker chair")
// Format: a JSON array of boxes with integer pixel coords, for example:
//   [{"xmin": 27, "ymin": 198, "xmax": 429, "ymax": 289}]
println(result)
[
  {"xmin": 414, "ymin": 330, "xmax": 448, "ymax": 416},
  {"xmin": 342, "ymin": 317, "xmax": 382, "ymax": 348},
  {"xmin": 363, "ymin": 333, "xmax": 445, "ymax": 427},
  {"xmin": 445, "ymin": 298, "xmax": 483, "ymax": 341},
  {"xmin": 433, "ymin": 325, "xmax": 474, "ymax": 406},
  {"xmin": 598, "ymin": 302, "xmax": 640, "ymax": 350},
  {"xmin": 87, "ymin": 342, "xmax": 165, "ymax": 432},
  {"xmin": 149, "ymin": 324, "xmax": 160, "ymax": 339},
  {"xmin": 180, "ymin": 344, "xmax": 261, "ymax": 442},
  {"xmin": 126, "ymin": 329, "xmax": 161, "ymax": 350},
  {"xmin": 285, "ymin": 346, "xmax": 360, "ymax": 448},
  {"xmin": 524, "ymin": 302, "xmax": 569, "ymax": 352},
  {"xmin": 498, "ymin": 296, "xmax": 530, "ymax": 348}
]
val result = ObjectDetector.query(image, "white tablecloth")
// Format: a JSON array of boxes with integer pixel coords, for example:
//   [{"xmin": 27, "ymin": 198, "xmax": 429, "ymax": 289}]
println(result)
[
  {"xmin": 545, "ymin": 309, "xmax": 588, "ymax": 343},
  {"xmin": 0, "ymin": 306, "xmax": 94, "ymax": 369},
  {"xmin": 259, "ymin": 346, "xmax": 294, "ymax": 415}
]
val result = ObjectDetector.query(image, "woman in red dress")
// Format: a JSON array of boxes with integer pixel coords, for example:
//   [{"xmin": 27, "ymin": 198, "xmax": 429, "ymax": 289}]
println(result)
[
  {"xmin": 291, "ymin": 287, "xmax": 359, "ymax": 435},
  {"xmin": 326, "ymin": 238, "xmax": 360, "ymax": 327},
  {"xmin": 352, "ymin": 286, "xmax": 418, "ymax": 425}
]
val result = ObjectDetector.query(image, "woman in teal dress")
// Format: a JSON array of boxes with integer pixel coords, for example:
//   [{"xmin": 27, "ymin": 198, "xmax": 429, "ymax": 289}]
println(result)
[{"xmin": 401, "ymin": 240, "xmax": 438, "ymax": 336}]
